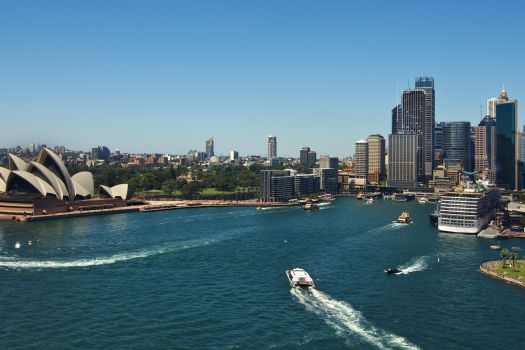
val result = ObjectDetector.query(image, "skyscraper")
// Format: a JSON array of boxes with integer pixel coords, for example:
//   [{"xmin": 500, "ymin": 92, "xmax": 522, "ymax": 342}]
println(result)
[
  {"xmin": 354, "ymin": 140, "xmax": 368, "ymax": 180},
  {"xmin": 487, "ymin": 87, "xmax": 509, "ymax": 119},
  {"xmin": 473, "ymin": 116, "xmax": 496, "ymax": 181},
  {"xmin": 366, "ymin": 134, "xmax": 385, "ymax": 184},
  {"xmin": 387, "ymin": 133, "xmax": 418, "ymax": 189},
  {"xmin": 442, "ymin": 122, "xmax": 472, "ymax": 171},
  {"xmin": 205, "ymin": 137, "xmax": 214, "ymax": 159},
  {"xmin": 496, "ymin": 98, "xmax": 518, "ymax": 190},
  {"xmin": 401, "ymin": 88, "xmax": 426, "ymax": 182},
  {"xmin": 391, "ymin": 104, "xmax": 402, "ymax": 134},
  {"xmin": 267, "ymin": 135, "xmax": 277, "ymax": 159},
  {"xmin": 415, "ymin": 76, "xmax": 435, "ymax": 177},
  {"xmin": 299, "ymin": 147, "xmax": 316, "ymax": 167}
]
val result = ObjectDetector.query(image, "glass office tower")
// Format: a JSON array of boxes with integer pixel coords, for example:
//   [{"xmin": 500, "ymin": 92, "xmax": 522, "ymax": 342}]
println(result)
[{"xmin": 496, "ymin": 101, "xmax": 518, "ymax": 190}]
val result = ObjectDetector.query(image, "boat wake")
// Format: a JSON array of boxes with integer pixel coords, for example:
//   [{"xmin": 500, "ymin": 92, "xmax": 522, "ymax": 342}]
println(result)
[
  {"xmin": 370, "ymin": 223, "xmax": 406, "ymax": 232},
  {"xmin": 0, "ymin": 237, "xmax": 218, "ymax": 270},
  {"xmin": 399, "ymin": 256, "xmax": 428, "ymax": 275},
  {"xmin": 291, "ymin": 288, "xmax": 419, "ymax": 349}
]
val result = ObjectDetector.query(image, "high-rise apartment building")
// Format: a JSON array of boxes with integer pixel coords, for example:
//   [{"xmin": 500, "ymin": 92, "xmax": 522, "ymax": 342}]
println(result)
[
  {"xmin": 496, "ymin": 98, "xmax": 518, "ymax": 190},
  {"xmin": 354, "ymin": 140, "xmax": 368, "ymax": 180},
  {"xmin": 319, "ymin": 155, "xmax": 338, "ymax": 170},
  {"xmin": 300, "ymin": 147, "xmax": 317, "ymax": 167},
  {"xmin": 442, "ymin": 122, "xmax": 472, "ymax": 172},
  {"xmin": 260, "ymin": 170, "xmax": 294, "ymax": 202},
  {"xmin": 415, "ymin": 76, "xmax": 435, "ymax": 177},
  {"xmin": 267, "ymin": 135, "xmax": 277, "ymax": 159},
  {"xmin": 366, "ymin": 134, "xmax": 385, "ymax": 184},
  {"xmin": 205, "ymin": 138, "xmax": 214, "ymax": 159},
  {"xmin": 473, "ymin": 116, "xmax": 497, "ymax": 181},
  {"xmin": 387, "ymin": 133, "xmax": 418, "ymax": 189}
]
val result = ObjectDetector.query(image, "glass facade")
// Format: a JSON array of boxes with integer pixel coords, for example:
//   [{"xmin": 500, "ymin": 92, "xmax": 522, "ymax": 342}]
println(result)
[
  {"xmin": 442, "ymin": 122, "xmax": 472, "ymax": 171},
  {"xmin": 496, "ymin": 101, "xmax": 518, "ymax": 190}
]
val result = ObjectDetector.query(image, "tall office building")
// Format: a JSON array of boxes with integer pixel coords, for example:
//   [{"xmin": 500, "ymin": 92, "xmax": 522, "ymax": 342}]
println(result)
[
  {"xmin": 230, "ymin": 150, "xmax": 239, "ymax": 162},
  {"xmin": 473, "ymin": 116, "xmax": 497, "ymax": 181},
  {"xmin": 391, "ymin": 104, "xmax": 402, "ymax": 134},
  {"xmin": 267, "ymin": 135, "xmax": 277, "ymax": 159},
  {"xmin": 300, "ymin": 147, "xmax": 317, "ymax": 167},
  {"xmin": 366, "ymin": 134, "xmax": 385, "ymax": 184},
  {"xmin": 519, "ymin": 126, "xmax": 525, "ymax": 163},
  {"xmin": 205, "ymin": 137, "xmax": 214, "ymax": 159},
  {"xmin": 442, "ymin": 122, "xmax": 472, "ymax": 171},
  {"xmin": 318, "ymin": 155, "xmax": 339, "ymax": 194},
  {"xmin": 92, "ymin": 146, "xmax": 110, "ymax": 160},
  {"xmin": 354, "ymin": 140, "xmax": 368, "ymax": 179},
  {"xmin": 434, "ymin": 122, "xmax": 444, "ymax": 164},
  {"xmin": 415, "ymin": 76, "xmax": 435, "ymax": 177},
  {"xmin": 387, "ymin": 133, "xmax": 418, "ymax": 189},
  {"xmin": 400, "ymin": 89, "xmax": 426, "ymax": 182},
  {"xmin": 487, "ymin": 87, "xmax": 509, "ymax": 119},
  {"xmin": 496, "ymin": 97, "xmax": 518, "ymax": 190}
]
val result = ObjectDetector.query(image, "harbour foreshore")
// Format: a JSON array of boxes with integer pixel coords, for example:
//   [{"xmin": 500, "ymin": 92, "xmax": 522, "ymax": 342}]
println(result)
[
  {"xmin": 0, "ymin": 199, "xmax": 299, "ymax": 222},
  {"xmin": 480, "ymin": 260, "xmax": 525, "ymax": 289}
]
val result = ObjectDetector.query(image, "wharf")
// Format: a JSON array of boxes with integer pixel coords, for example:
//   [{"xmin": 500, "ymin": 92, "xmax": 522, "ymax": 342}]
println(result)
[
  {"xmin": 1, "ymin": 206, "xmax": 141, "ymax": 222},
  {"xmin": 498, "ymin": 230, "xmax": 525, "ymax": 238},
  {"xmin": 477, "ymin": 226, "xmax": 502, "ymax": 239}
]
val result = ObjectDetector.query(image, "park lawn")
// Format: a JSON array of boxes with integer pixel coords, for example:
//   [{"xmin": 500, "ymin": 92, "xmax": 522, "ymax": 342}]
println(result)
[
  {"xmin": 492, "ymin": 261, "xmax": 525, "ymax": 280},
  {"xmin": 199, "ymin": 187, "xmax": 257, "ymax": 195}
]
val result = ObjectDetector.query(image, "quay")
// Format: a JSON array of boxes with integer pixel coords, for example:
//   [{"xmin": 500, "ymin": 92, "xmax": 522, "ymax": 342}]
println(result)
[{"xmin": 480, "ymin": 260, "xmax": 525, "ymax": 289}]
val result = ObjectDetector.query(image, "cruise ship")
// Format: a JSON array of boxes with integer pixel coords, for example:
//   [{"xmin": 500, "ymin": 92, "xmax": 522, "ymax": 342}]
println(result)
[{"xmin": 437, "ymin": 183, "xmax": 500, "ymax": 234}]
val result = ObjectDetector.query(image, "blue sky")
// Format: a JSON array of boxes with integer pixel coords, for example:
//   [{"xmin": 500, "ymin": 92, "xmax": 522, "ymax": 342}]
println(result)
[{"xmin": 1, "ymin": 0, "xmax": 524, "ymax": 157}]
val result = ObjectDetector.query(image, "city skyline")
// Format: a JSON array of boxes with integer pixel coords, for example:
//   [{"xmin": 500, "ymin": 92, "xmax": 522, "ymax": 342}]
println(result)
[{"xmin": 1, "ymin": 1, "xmax": 524, "ymax": 156}]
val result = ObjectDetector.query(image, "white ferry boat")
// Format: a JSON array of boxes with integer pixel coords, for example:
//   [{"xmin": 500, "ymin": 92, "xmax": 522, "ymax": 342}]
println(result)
[
  {"xmin": 286, "ymin": 268, "xmax": 315, "ymax": 288},
  {"xmin": 438, "ymin": 183, "xmax": 500, "ymax": 234}
]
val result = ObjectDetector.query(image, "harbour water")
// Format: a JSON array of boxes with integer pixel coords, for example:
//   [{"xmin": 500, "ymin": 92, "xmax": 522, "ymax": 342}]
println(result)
[{"xmin": 1, "ymin": 198, "xmax": 525, "ymax": 349}]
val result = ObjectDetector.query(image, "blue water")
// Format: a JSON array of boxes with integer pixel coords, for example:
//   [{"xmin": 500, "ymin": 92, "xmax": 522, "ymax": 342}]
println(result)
[{"xmin": 1, "ymin": 198, "xmax": 524, "ymax": 349}]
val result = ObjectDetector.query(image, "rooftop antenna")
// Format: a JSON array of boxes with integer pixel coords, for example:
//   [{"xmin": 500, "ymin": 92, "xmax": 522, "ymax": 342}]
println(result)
[{"xmin": 480, "ymin": 104, "xmax": 483, "ymax": 119}]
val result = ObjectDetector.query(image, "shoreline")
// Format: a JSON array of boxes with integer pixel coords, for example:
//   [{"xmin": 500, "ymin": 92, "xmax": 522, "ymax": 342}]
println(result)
[
  {"xmin": 0, "ymin": 199, "xmax": 300, "ymax": 222},
  {"xmin": 480, "ymin": 260, "xmax": 525, "ymax": 289}
]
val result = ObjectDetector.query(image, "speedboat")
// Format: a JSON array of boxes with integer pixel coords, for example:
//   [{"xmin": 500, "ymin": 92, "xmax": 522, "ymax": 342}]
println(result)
[
  {"xmin": 490, "ymin": 244, "xmax": 501, "ymax": 250},
  {"xmin": 286, "ymin": 268, "xmax": 315, "ymax": 288},
  {"xmin": 418, "ymin": 197, "xmax": 428, "ymax": 204},
  {"xmin": 385, "ymin": 268, "xmax": 403, "ymax": 274},
  {"xmin": 397, "ymin": 211, "xmax": 411, "ymax": 224},
  {"xmin": 366, "ymin": 198, "xmax": 374, "ymax": 204}
]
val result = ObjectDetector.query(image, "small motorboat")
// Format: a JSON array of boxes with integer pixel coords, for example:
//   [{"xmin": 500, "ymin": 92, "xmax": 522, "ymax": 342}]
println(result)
[
  {"xmin": 385, "ymin": 268, "xmax": 403, "ymax": 275},
  {"xmin": 366, "ymin": 198, "xmax": 374, "ymax": 205},
  {"xmin": 490, "ymin": 244, "xmax": 502, "ymax": 250},
  {"xmin": 286, "ymin": 268, "xmax": 315, "ymax": 288},
  {"xmin": 418, "ymin": 197, "xmax": 428, "ymax": 204},
  {"xmin": 397, "ymin": 211, "xmax": 411, "ymax": 224}
]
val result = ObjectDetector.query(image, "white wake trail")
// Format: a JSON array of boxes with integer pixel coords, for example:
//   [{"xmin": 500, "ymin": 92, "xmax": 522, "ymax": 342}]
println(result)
[
  {"xmin": 399, "ymin": 256, "xmax": 428, "ymax": 275},
  {"xmin": 0, "ymin": 238, "xmax": 216, "ymax": 270},
  {"xmin": 291, "ymin": 288, "xmax": 419, "ymax": 349}
]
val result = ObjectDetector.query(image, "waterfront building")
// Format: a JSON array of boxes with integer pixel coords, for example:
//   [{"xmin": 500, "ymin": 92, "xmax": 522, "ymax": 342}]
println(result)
[
  {"xmin": 438, "ymin": 186, "xmax": 500, "ymax": 234},
  {"xmin": 495, "ymin": 97, "xmax": 518, "ymax": 190},
  {"xmin": 415, "ymin": 76, "xmax": 436, "ymax": 177},
  {"xmin": 294, "ymin": 174, "xmax": 321, "ymax": 197},
  {"xmin": 473, "ymin": 116, "xmax": 496, "ymax": 181},
  {"xmin": 267, "ymin": 135, "xmax": 277, "ymax": 159},
  {"xmin": 205, "ymin": 137, "xmax": 214, "ymax": 159},
  {"xmin": 319, "ymin": 155, "xmax": 338, "ymax": 170},
  {"xmin": 299, "ymin": 147, "xmax": 316, "ymax": 167},
  {"xmin": 366, "ymin": 134, "xmax": 385, "ymax": 184},
  {"xmin": 442, "ymin": 121, "xmax": 472, "ymax": 171},
  {"xmin": 387, "ymin": 133, "xmax": 418, "ymax": 189},
  {"xmin": 354, "ymin": 140, "xmax": 368, "ymax": 180},
  {"xmin": 313, "ymin": 168, "xmax": 338, "ymax": 194},
  {"xmin": 487, "ymin": 87, "xmax": 509, "ymax": 119},
  {"xmin": 260, "ymin": 170, "xmax": 294, "ymax": 202}
]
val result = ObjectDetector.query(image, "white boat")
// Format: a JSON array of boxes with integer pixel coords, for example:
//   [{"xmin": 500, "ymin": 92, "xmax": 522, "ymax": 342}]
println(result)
[
  {"xmin": 366, "ymin": 198, "xmax": 374, "ymax": 204},
  {"xmin": 418, "ymin": 197, "xmax": 428, "ymax": 204},
  {"xmin": 286, "ymin": 268, "xmax": 315, "ymax": 288}
]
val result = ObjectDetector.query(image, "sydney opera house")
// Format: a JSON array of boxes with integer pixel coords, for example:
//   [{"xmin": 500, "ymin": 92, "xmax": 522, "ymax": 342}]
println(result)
[{"xmin": 0, "ymin": 148, "xmax": 130, "ymax": 218}]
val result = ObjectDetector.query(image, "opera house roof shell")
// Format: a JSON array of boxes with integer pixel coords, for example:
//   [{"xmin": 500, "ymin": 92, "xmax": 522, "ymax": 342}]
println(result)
[{"xmin": 0, "ymin": 148, "xmax": 127, "ymax": 200}]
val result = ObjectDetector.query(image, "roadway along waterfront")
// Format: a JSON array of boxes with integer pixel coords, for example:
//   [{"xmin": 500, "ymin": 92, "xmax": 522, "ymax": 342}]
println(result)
[{"xmin": 1, "ymin": 198, "xmax": 524, "ymax": 349}]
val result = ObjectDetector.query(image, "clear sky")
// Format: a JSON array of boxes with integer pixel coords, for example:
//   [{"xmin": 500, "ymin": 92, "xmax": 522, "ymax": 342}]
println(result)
[{"xmin": 1, "ymin": 0, "xmax": 524, "ymax": 158}]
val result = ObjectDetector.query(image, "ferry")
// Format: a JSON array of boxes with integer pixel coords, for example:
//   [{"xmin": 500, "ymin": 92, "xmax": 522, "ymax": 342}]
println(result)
[
  {"xmin": 392, "ymin": 193, "xmax": 416, "ymax": 202},
  {"xmin": 286, "ymin": 268, "xmax": 315, "ymax": 288},
  {"xmin": 397, "ymin": 211, "xmax": 411, "ymax": 224},
  {"xmin": 437, "ymin": 183, "xmax": 500, "ymax": 234},
  {"xmin": 304, "ymin": 201, "xmax": 319, "ymax": 210}
]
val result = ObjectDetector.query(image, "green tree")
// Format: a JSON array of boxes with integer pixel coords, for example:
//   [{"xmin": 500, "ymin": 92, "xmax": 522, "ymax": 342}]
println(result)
[
  {"xmin": 501, "ymin": 248, "xmax": 510, "ymax": 267},
  {"xmin": 511, "ymin": 247, "xmax": 520, "ymax": 272}
]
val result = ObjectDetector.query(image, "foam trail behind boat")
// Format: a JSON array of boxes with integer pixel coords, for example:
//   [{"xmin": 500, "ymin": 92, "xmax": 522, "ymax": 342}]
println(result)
[
  {"xmin": 399, "ymin": 256, "xmax": 428, "ymax": 275},
  {"xmin": 291, "ymin": 288, "xmax": 420, "ymax": 349},
  {"xmin": 0, "ymin": 237, "xmax": 225, "ymax": 270}
]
